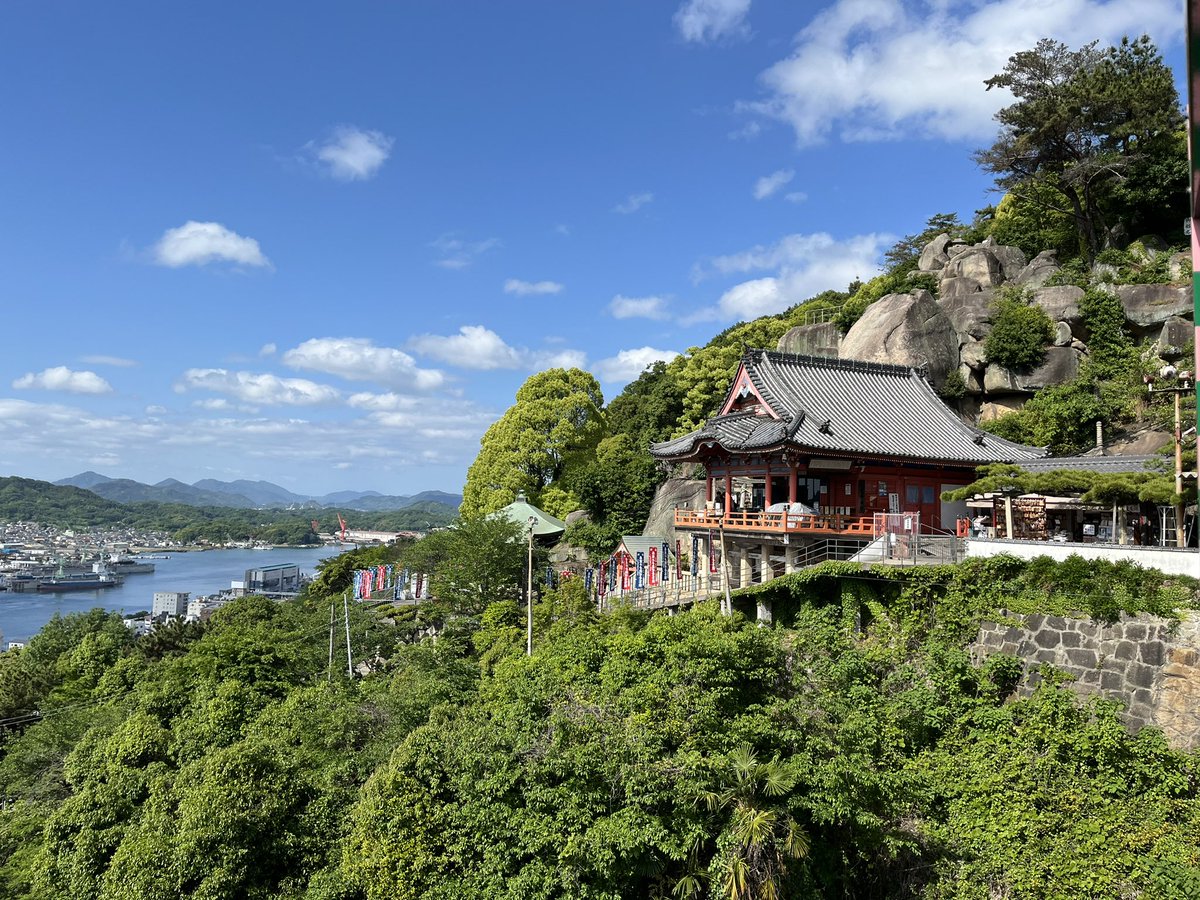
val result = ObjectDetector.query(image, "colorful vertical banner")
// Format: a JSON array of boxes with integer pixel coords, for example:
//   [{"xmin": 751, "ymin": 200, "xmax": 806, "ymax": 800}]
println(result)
[
  {"xmin": 661, "ymin": 542, "xmax": 670, "ymax": 583},
  {"xmin": 708, "ymin": 531, "xmax": 718, "ymax": 574},
  {"xmin": 691, "ymin": 535, "xmax": 699, "ymax": 576},
  {"xmin": 584, "ymin": 567, "xmax": 594, "ymax": 592},
  {"xmin": 619, "ymin": 554, "xmax": 630, "ymax": 591},
  {"xmin": 634, "ymin": 551, "xmax": 646, "ymax": 589},
  {"xmin": 415, "ymin": 572, "xmax": 424, "ymax": 599},
  {"xmin": 648, "ymin": 546, "xmax": 659, "ymax": 586},
  {"xmin": 598, "ymin": 560, "xmax": 608, "ymax": 596},
  {"xmin": 674, "ymin": 540, "xmax": 681, "ymax": 580},
  {"xmin": 609, "ymin": 557, "xmax": 617, "ymax": 592}
]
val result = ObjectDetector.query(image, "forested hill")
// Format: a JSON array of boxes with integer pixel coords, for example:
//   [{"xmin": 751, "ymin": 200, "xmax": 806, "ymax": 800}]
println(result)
[
  {"xmin": 0, "ymin": 475, "xmax": 456, "ymax": 542},
  {"xmin": 0, "ymin": 536, "xmax": 1196, "ymax": 898}
]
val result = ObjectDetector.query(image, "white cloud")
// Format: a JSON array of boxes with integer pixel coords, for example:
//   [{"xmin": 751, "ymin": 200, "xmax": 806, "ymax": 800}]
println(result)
[
  {"xmin": 409, "ymin": 326, "xmax": 524, "ymax": 370},
  {"xmin": 346, "ymin": 392, "xmax": 420, "ymax": 412},
  {"xmin": 180, "ymin": 369, "xmax": 340, "ymax": 406},
  {"xmin": 430, "ymin": 234, "xmax": 501, "ymax": 269},
  {"xmin": 533, "ymin": 349, "xmax": 588, "ymax": 370},
  {"xmin": 504, "ymin": 278, "xmax": 564, "ymax": 296},
  {"xmin": 594, "ymin": 347, "xmax": 681, "ymax": 383},
  {"xmin": 613, "ymin": 192, "xmax": 654, "ymax": 214},
  {"xmin": 259, "ymin": 343, "xmax": 277, "ymax": 356},
  {"xmin": 81, "ymin": 355, "xmax": 136, "ymax": 368},
  {"xmin": 13, "ymin": 366, "xmax": 113, "ymax": 394},
  {"xmin": 745, "ymin": 0, "xmax": 1181, "ymax": 145},
  {"xmin": 674, "ymin": 0, "xmax": 752, "ymax": 43},
  {"xmin": 754, "ymin": 168, "xmax": 794, "ymax": 200},
  {"xmin": 313, "ymin": 126, "xmax": 394, "ymax": 181},
  {"xmin": 694, "ymin": 231, "xmax": 890, "ymax": 320},
  {"xmin": 153, "ymin": 221, "xmax": 271, "ymax": 269},
  {"xmin": 145, "ymin": 405, "xmax": 166, "ymax": 415},
  {"xmin": 408, "ymin": 326, "xmax": 587, "ymax": 372},
  {"xmin": 785, "ymin": 191, "xmax": 808, "ymax": 204},
  {"xmin": 609, "ymin": 294, "xmax": 670, "ymax": 320},
  {"xmin": 282, "ymin": 337, "xmax": 445, "ymax": 390}
]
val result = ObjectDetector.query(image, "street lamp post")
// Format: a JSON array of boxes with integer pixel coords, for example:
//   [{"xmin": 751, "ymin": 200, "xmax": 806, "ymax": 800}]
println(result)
[{"xmin": 1146, "ymin": 365, "xmax": 1192, "ymax": 548}]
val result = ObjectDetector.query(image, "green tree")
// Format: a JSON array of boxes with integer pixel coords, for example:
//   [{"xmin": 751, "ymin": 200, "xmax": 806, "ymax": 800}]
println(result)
[
  {"xmin": 399, "ymin": 515, "xmax": 526, "ymax": 615},
  {"xmin": 983, "ymin": 288, "xmax": 1054, "ymax": 371},
  {"xmin": 976, "ymin": 35, "xmax": 1184, "ymax": 262},
  {"xmin": 462, "ymin": 368, "xmax": 605, "ymax": 516}
]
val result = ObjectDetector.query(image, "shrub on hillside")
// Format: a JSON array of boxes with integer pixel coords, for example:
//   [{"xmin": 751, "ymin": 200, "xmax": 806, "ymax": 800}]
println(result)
[{"xmin": 984, "ymin": 288, "xmax": 1054, "ymax": 371}]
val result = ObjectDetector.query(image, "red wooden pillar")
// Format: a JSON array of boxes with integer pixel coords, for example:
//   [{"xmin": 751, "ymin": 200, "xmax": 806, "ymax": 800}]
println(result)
[
  {"xmin": 706, "ymin": 474, "xmax": 713, "ymax": 503},
  {"xmin": 788, "ymin": 467, "xmax": 798, "ymax": 504},
  {"xmin": 724, "ymin": 473, "xmax": 732, "ymax": 517},
  {"xmin": 764, "ymin": 464, "xmax": 772, "ymax": 507}
]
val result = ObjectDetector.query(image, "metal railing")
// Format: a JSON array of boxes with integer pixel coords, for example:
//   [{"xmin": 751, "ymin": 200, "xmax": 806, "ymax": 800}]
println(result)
[{"xmin": 672, "ymin": 508, "xmax": 876, "ymax": 536}]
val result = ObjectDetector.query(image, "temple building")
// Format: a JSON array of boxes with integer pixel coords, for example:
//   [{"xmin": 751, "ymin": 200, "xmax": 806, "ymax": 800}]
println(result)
[{"xmin": 649, "ymin": 350, "xmax": 1046, "ymax": 586}]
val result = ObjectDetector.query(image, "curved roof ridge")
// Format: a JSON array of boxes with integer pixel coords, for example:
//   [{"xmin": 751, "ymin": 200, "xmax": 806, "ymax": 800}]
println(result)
[{"xmin": 751, "ymin": 348, "xmax": 917, "ymax": 379}]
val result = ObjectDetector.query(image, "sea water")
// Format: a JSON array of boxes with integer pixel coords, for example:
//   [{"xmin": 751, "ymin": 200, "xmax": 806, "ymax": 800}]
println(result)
[{"xmin": 0, "ymin": 546, "xmax": 342, "ymax": 644}]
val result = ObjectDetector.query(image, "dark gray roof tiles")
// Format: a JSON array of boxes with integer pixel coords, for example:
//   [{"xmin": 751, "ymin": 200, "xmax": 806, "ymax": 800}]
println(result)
[
  {"xmin": 1016, "ymin": 454, "xmax": 1161, "ymax": 474},
  {"xmin": 651, "ymin": 350, "xmax": 1046, "ymax": 465}
]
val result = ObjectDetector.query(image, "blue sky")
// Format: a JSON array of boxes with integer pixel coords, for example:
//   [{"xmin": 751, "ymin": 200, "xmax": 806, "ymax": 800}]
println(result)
[{"xmin": 0, "ymin": 0, "xmax": 1186, "ymax": 497}]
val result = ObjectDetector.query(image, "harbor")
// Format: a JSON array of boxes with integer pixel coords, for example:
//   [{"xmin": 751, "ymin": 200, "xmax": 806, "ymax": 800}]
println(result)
[{"xmin": 0, "ymin": 546, "xmax": 337, "ymax": 644}]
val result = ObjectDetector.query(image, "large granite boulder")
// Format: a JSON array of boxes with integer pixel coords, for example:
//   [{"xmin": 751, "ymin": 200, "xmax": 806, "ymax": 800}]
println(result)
[
  {"xmin": 983, "ymin": 364, "xmax": 1019, "ymax": 394},
  {"xmin": 959, "ymin": 363, "xmax": 984, "ymax": 394},
  {"xmin": 1052, "ymin": 321, "xmax": 1073, "ymax": 346},
  {"xmin": 1014, "ymin": 250, "xmax": 1061, "ymax": 287},
  {"xmin": 1014, "ymin": 346, "xmax": 1083, "ymax": 391},
  {"xmin": 777, "ymin": 322, "xmax": 840, "ymax": 358},
  {"xmin": 1154, "ymin": 316, "xmax": 1192, "ymax": 359},
  {"xmin": 841, "ymin": 290, "xmax": 958, "ymax": 384},
  {"xmin": 979, "ymin": 236, "xmax": 1027, "ymax": 281},
  {"xmin": 940, "ymin": 276, "xmax": 986, "ymax": 298},
  {"xmin": 1167, "ymin": 251, "xmax": 1191, "ymax": 283},
  {"xmin": 942, "ymin": 247, "xmax": 1004, "ymax": 287},
  {"xmin": 1116, "ymin": 284, "xmax": 1191, "ymax": 327},
  {"xmin": 1031, "ymin": 285, "xmax": 1085, "ymax": 331},
  {"xmin": 918, "ymin": 233, "xmax": 952, "ymax": 272},
  {"xmin": 643, "ymin": 477, "xmax": 707, "ymax": 542},
  {"xmin": 979, "ymin": 397, "xmax": 1026, "ymax": 421},
  {"xmin": 960, "ymin": 340, "xmax": 988, "ymax": 370},
  {"xmin": 940, "ymin": 290, "xmax": 993, "ymax": 342}
]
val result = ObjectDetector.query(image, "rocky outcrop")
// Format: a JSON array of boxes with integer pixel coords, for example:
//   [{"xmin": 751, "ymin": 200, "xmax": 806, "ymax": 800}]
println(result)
[
  {"xmin": 940, "ymin": 291, "xmax": 993, "ymax": 342},
  {"xmin": 777, "ymin": 322, "xmax": 840, "ymax": 358},
  {"xmin": 1115, "ymin": 284, "xmax": 1191, "ymax": 328},
  {"xmin": 1013, "ymin": 346, "xmax": 1083, "ymax": 391},
  {"xmin": 1155, "ymin": 316, "xmax": 1192, "ymax": 359},
  {"xmin": 942, "ymin": 246, "xmax": 1005, "ymax": 290},
  {"xmin": 1031, "ymin": 285, "xmax": 1085, "ymax": 332},
  {"xmin": 643, "ymin": 477, "xmax": 706, "ymax": 542},
  {"xmin": 1014, "ymin": 249, "xmax": 1060, "ymax": 287},
  {"xmin": 840, "ymin": 290, "xmax": 958, "ymax": 384}
]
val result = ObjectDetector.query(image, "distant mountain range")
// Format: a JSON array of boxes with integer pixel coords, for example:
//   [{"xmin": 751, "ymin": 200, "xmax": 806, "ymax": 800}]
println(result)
[{"xmin": 54, "ymin": 472, "xmax": 461, "ymax": 513}]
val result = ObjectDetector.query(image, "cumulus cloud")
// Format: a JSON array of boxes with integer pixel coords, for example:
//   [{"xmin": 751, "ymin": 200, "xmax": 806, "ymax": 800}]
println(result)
[
  {"xmin": 594, "ymin": 347, "xmax": 681, "ymax": 383},
  {"xmin": 753, "ymin": 168, "xmax": 794, "ymax": 200},
  {"xmin": 153, "ymin": 221, "xmax": 271, "ymax": 268},
  {"xmin": 409, "ymin": 326, "xmax": 524, "ymax": 370},
  {"xmin": 609, "ymin": 295, "xmax": 670, "ymax": 320},
  {"xmin": 613, "ymin": 192, "xmax": 654, "ymax": 214},
  {"xmin": 674, "ymin": 0, "xmax": 752, "ymax": 43},
  {"xmin": 259, "ymin": 343, "xmax": 277, "ymax": 356},
  {"xmin": 282, "ymin": 337, "xmax": 445, "ymax": 390},
  {"xmin": 13, "ymin": 366, "xmax": 113, "ymax": 394},
  {"xmin": 430, "ymin": 234, "xmax": 501, "ymax": 269},
  {"xmin": 694, "ymin": 231, "xmax": 890, "ymax": 320},
  {"xmin": 180, "ymin": 369, "xmax": 340, "ymax": 406},
  {"xmin": 745, "ymin": 0, "xmax": 1180, "ymax": 145},
  {"xmin": 312, "ymin": 126, "xmax": 393, "ymax": 180},
  {"xmin": 504, "ymin": 278, "xmax": 564, "ymax": 296},
  {"xmin": 81, "ymin": 355, "xmax": 136, "ymax": 368},
  {"xmin": 408, "ymin": 326, "xmax": 587, "ymax": 372}
]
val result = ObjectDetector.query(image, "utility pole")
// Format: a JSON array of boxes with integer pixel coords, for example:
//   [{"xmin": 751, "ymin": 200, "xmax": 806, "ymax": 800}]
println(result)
[
  {"xmin": 326, "ymin": 601, "xmax": 335, "ymax": 682},
  {"xmin": 719, "ymin": 522, "xmax": 733, "ymax": 616},
  {"xmin": 1146, "ymin": 366, "xmax": 1192, "ymax": 547},
  {"xmin": 343, "ymin": 591, "xmax": 353, "ymax": 678}
]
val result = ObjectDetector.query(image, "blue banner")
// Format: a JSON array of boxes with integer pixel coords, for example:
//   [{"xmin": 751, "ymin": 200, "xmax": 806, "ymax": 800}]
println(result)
[{"xmin": 635, "ymin": 551, "xmax": 645, "ymax": 589}]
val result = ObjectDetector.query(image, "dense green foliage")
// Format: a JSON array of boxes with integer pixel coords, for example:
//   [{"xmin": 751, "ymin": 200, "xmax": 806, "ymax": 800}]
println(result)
[
  {"xmin": 461, "ymin": 369, "xmax": 606, "ymax": 517},
  {"xmin": 976, "ymin": 35, "xmax": 1185, "ymax": 262},
  {"xmin": 0, "ymin": 537, "xmax": 1196, "ymax": 900},
  {"xmin": 982, "ymin": 288, "xmax": 1054, "ymax": 371}
]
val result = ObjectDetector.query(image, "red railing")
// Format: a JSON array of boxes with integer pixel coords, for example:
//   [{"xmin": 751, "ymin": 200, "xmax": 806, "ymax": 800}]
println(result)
[{"xmin": 672, "ymin": 509, "xmax": 876, "ymax": 536}]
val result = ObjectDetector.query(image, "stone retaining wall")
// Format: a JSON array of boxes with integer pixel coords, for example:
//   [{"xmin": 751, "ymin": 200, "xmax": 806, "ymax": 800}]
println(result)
[{"xmin": 971, "ymin": 611, "xmax": 1200, "ymax": 750}]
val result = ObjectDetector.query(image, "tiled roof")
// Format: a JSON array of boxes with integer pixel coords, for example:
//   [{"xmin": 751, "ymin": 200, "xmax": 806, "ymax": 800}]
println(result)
[
  {"xmin": 1016, "ymin": 454, "xmax": 1161, "ymax": 474},
  {"xmin": 651, "ymin": 350, "xmax": 1046, "ymax": 465}
]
